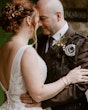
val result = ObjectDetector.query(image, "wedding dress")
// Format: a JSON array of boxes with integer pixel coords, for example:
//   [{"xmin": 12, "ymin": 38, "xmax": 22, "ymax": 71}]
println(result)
[{"xmin": 0, "ymin": 45, "xmax": 50, "ymax": 110}]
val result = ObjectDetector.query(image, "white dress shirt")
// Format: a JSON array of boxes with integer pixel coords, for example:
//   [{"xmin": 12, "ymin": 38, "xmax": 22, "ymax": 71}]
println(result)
[{"xmin": 45, "ymin": 22, "xmax": 68, "ymax": 53}]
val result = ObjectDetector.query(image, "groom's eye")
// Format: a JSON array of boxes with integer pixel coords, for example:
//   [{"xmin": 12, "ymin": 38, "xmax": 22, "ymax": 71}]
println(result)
[
  {"xmin": 40, "ymin": 16, "xmax": 47, "ymax": 21},
  {"xmin": 40, "ymin": 17, "xmax": 45, "ymax": 21}
]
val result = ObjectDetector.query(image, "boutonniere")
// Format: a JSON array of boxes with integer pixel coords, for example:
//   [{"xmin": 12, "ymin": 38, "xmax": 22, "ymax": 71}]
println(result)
[
  {"xmin": 54, "ymin": 35, "xmax": 76, "ymax": 56},
  {"xmin": 51, "ymin": 36, "xmax": 76, "ymax": 57},
  {"xmin": 63, "ymin": 44, "xmax": 76, "ymax": 57},
  {"xmin": 55, "ymin": 41, "xmax": 76, "ymax": 57}
]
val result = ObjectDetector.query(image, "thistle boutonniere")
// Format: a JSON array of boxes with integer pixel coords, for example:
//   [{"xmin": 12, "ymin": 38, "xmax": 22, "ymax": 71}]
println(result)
[{"xmin": 54, "ymin": 36, "xmax": 76, "ymax": 57}]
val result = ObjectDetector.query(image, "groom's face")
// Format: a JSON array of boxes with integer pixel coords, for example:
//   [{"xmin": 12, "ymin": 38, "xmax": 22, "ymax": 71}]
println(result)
[{"xmin": 37, "ymin": 4, "xmax": 57, "ymax": 36}]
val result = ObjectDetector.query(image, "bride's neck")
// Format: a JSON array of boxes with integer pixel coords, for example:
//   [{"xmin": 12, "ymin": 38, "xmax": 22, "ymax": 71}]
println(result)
[{"xmin": 12, "ymin": 28, "xmax": 33, "ymax": 45}]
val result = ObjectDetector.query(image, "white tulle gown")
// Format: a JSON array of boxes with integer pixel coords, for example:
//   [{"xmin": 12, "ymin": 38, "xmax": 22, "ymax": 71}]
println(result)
[{"xmin": 0, "ymin": 45, "xmax": 51, "ymax": 110}]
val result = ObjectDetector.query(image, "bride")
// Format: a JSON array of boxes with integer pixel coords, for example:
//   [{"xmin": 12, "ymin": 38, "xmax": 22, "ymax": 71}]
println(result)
[{"xmin": 0, "ymin": 0, "xmax": 88, "ymax": 110}]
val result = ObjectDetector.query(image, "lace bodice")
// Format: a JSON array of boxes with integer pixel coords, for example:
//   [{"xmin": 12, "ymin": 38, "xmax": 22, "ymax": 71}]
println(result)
[{"xmin": 0, "ymin": 45, "xmax": 47, "ymax": 110}]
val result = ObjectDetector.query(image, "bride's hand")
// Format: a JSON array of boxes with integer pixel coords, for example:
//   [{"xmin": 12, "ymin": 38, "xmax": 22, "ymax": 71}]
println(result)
[
  {"xmin": 20, "ymin": 93, "xmax": 41, "ymax": 108},
  {"xmin": 63, "ymin": 66, "xmax": 88, "ymax": 85}
]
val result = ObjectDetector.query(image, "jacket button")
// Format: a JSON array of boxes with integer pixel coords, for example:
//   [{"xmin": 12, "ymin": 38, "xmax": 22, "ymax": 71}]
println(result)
[
  {"xmin": 79, "ymin": 102, "xmax": 81, "ymax": 106},
  {"xmin": 69, "ymin": 107, "xmax": 71, "ymax": 110}
]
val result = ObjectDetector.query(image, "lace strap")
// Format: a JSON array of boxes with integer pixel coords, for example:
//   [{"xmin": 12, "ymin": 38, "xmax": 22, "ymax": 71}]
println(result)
[
  {"xmin": 0, "ymin": 81, "xmax": 7, "ymax": 92},
  {"xmin": 11, "ymin": 45, "xmax": 31, "ymax": 74}
]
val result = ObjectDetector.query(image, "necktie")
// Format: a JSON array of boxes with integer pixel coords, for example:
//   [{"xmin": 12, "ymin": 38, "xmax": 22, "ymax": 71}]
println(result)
[{"xmin": 48, "ymin": 37, "xmax": 54, "ymax": 50}]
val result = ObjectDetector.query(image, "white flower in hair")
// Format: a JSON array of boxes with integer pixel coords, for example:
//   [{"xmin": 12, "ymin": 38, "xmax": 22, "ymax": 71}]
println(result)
[{"xmin": 12, "ymin": 13, "xmax": 15, "ymax": 17}]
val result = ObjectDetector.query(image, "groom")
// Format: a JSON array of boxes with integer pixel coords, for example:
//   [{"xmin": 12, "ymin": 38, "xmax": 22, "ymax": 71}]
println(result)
[{"xmin": 21, "ymin": 0, "xmax": 88, "ymax": 110}]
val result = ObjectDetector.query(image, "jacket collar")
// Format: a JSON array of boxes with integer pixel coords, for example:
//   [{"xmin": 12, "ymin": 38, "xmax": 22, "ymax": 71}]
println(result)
[{"xmin": 52, "ymin": 22, "xmax": 69, "ymax": 41}]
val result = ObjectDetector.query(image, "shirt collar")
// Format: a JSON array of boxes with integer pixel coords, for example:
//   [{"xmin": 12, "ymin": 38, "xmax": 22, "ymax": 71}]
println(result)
[{"xmin": 52, "ymin": 22, "xmax": 69, "ymax": 41}]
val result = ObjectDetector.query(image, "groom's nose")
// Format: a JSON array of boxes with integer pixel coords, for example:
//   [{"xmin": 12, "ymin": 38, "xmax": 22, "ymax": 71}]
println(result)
[{"xmin": 38, "ymin": 20, "xmax": 42, "ymax": 27}]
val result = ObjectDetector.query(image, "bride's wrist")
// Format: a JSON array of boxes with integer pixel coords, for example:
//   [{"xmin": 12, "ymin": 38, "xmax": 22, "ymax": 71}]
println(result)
[{"xmin": 62, "ymin": 76, "xmax": 70, "ymax": 86}]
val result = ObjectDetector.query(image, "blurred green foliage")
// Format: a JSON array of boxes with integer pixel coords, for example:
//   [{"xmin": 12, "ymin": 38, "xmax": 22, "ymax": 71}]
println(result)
[{"xmin": 0, "ymin": 86, "xmax": 4, "ymax": 106}]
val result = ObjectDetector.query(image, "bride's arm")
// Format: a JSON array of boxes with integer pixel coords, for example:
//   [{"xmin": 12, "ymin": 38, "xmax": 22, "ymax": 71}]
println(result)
[{"xmin": 21, "ymin": 47, "xmax": 88, "ymax": 102}]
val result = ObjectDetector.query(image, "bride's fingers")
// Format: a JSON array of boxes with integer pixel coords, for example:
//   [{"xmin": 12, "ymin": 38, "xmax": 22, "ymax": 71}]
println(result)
[
  {"xmin": 20, "ymin": 93, "xmax": 29, "ymax": 98},
  {"xmin": 81, "ymin": 76, "xmax": 88, "ymax": 80},
  {"xmin": 21, "ymin": 98, "xmax": 36, "ymax": 104},
  {"xmin": 79, "ymin": 72, "xmax": 88, "ymax": 75},
  {"xmin": 79, "ymin": 79, "xmax": 88, "ymax": 83},
  {"xmin": 77, "ymin": 75, "xmax": 88, "ymax": 83},
  {"xmin": 25, "ymin": 103, "xmax": 41, "ymax": 108},
  {"xmin": 79, "ymin": 69, "xmax": 88, "ymax": 72},
  {"xmin": 25, "ymin": 103, "xmax": 39, "ymax": 107},
  {"xmin": 20, "ymin": 96, "xmax": 30, "ymax": 100}
]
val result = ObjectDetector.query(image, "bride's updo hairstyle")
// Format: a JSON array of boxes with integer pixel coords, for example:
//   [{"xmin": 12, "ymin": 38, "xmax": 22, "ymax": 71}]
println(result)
[{"xmin": 0, "ymin": 0, "xmax": 35, "ymax": 32}]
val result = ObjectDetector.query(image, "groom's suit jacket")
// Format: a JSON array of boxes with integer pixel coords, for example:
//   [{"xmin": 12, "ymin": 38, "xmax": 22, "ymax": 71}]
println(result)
[{"xmin": 37, "ymin": 27, "xmax": 88, "ymax": 110}]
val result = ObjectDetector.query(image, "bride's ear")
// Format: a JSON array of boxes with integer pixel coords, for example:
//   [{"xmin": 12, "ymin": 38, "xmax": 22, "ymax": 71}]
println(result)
[{"xmin": 26, "ymin": 16, "xmax": 32, "ymax": 26}]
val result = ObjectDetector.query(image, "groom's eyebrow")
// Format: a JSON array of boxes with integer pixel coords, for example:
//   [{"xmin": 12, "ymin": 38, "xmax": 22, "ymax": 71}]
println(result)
[{"xmin": 40, "ymin": 16, "xmax": 48, "ymax": 19}]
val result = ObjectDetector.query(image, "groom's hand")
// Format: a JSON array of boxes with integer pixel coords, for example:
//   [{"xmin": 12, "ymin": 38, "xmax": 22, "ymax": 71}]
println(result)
[{"xmin": 20, "ymin": 92, "xmax": 41, "ymax": 108}]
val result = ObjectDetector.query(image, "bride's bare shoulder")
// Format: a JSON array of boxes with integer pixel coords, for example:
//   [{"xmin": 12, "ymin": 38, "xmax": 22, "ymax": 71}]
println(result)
[{"xmin": 24, "ymin": 45, "xmax": 37, "ymax": 57}]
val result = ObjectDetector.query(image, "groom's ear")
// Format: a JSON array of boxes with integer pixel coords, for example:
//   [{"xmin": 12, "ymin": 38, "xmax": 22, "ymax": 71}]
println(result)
[
  {"xmin": 56, "ymin": 12, "xmax": 61, "ymax": 21},
  {"xmin": 26, "ymin": 16, "xmax": 32, "ymax": 26}
]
